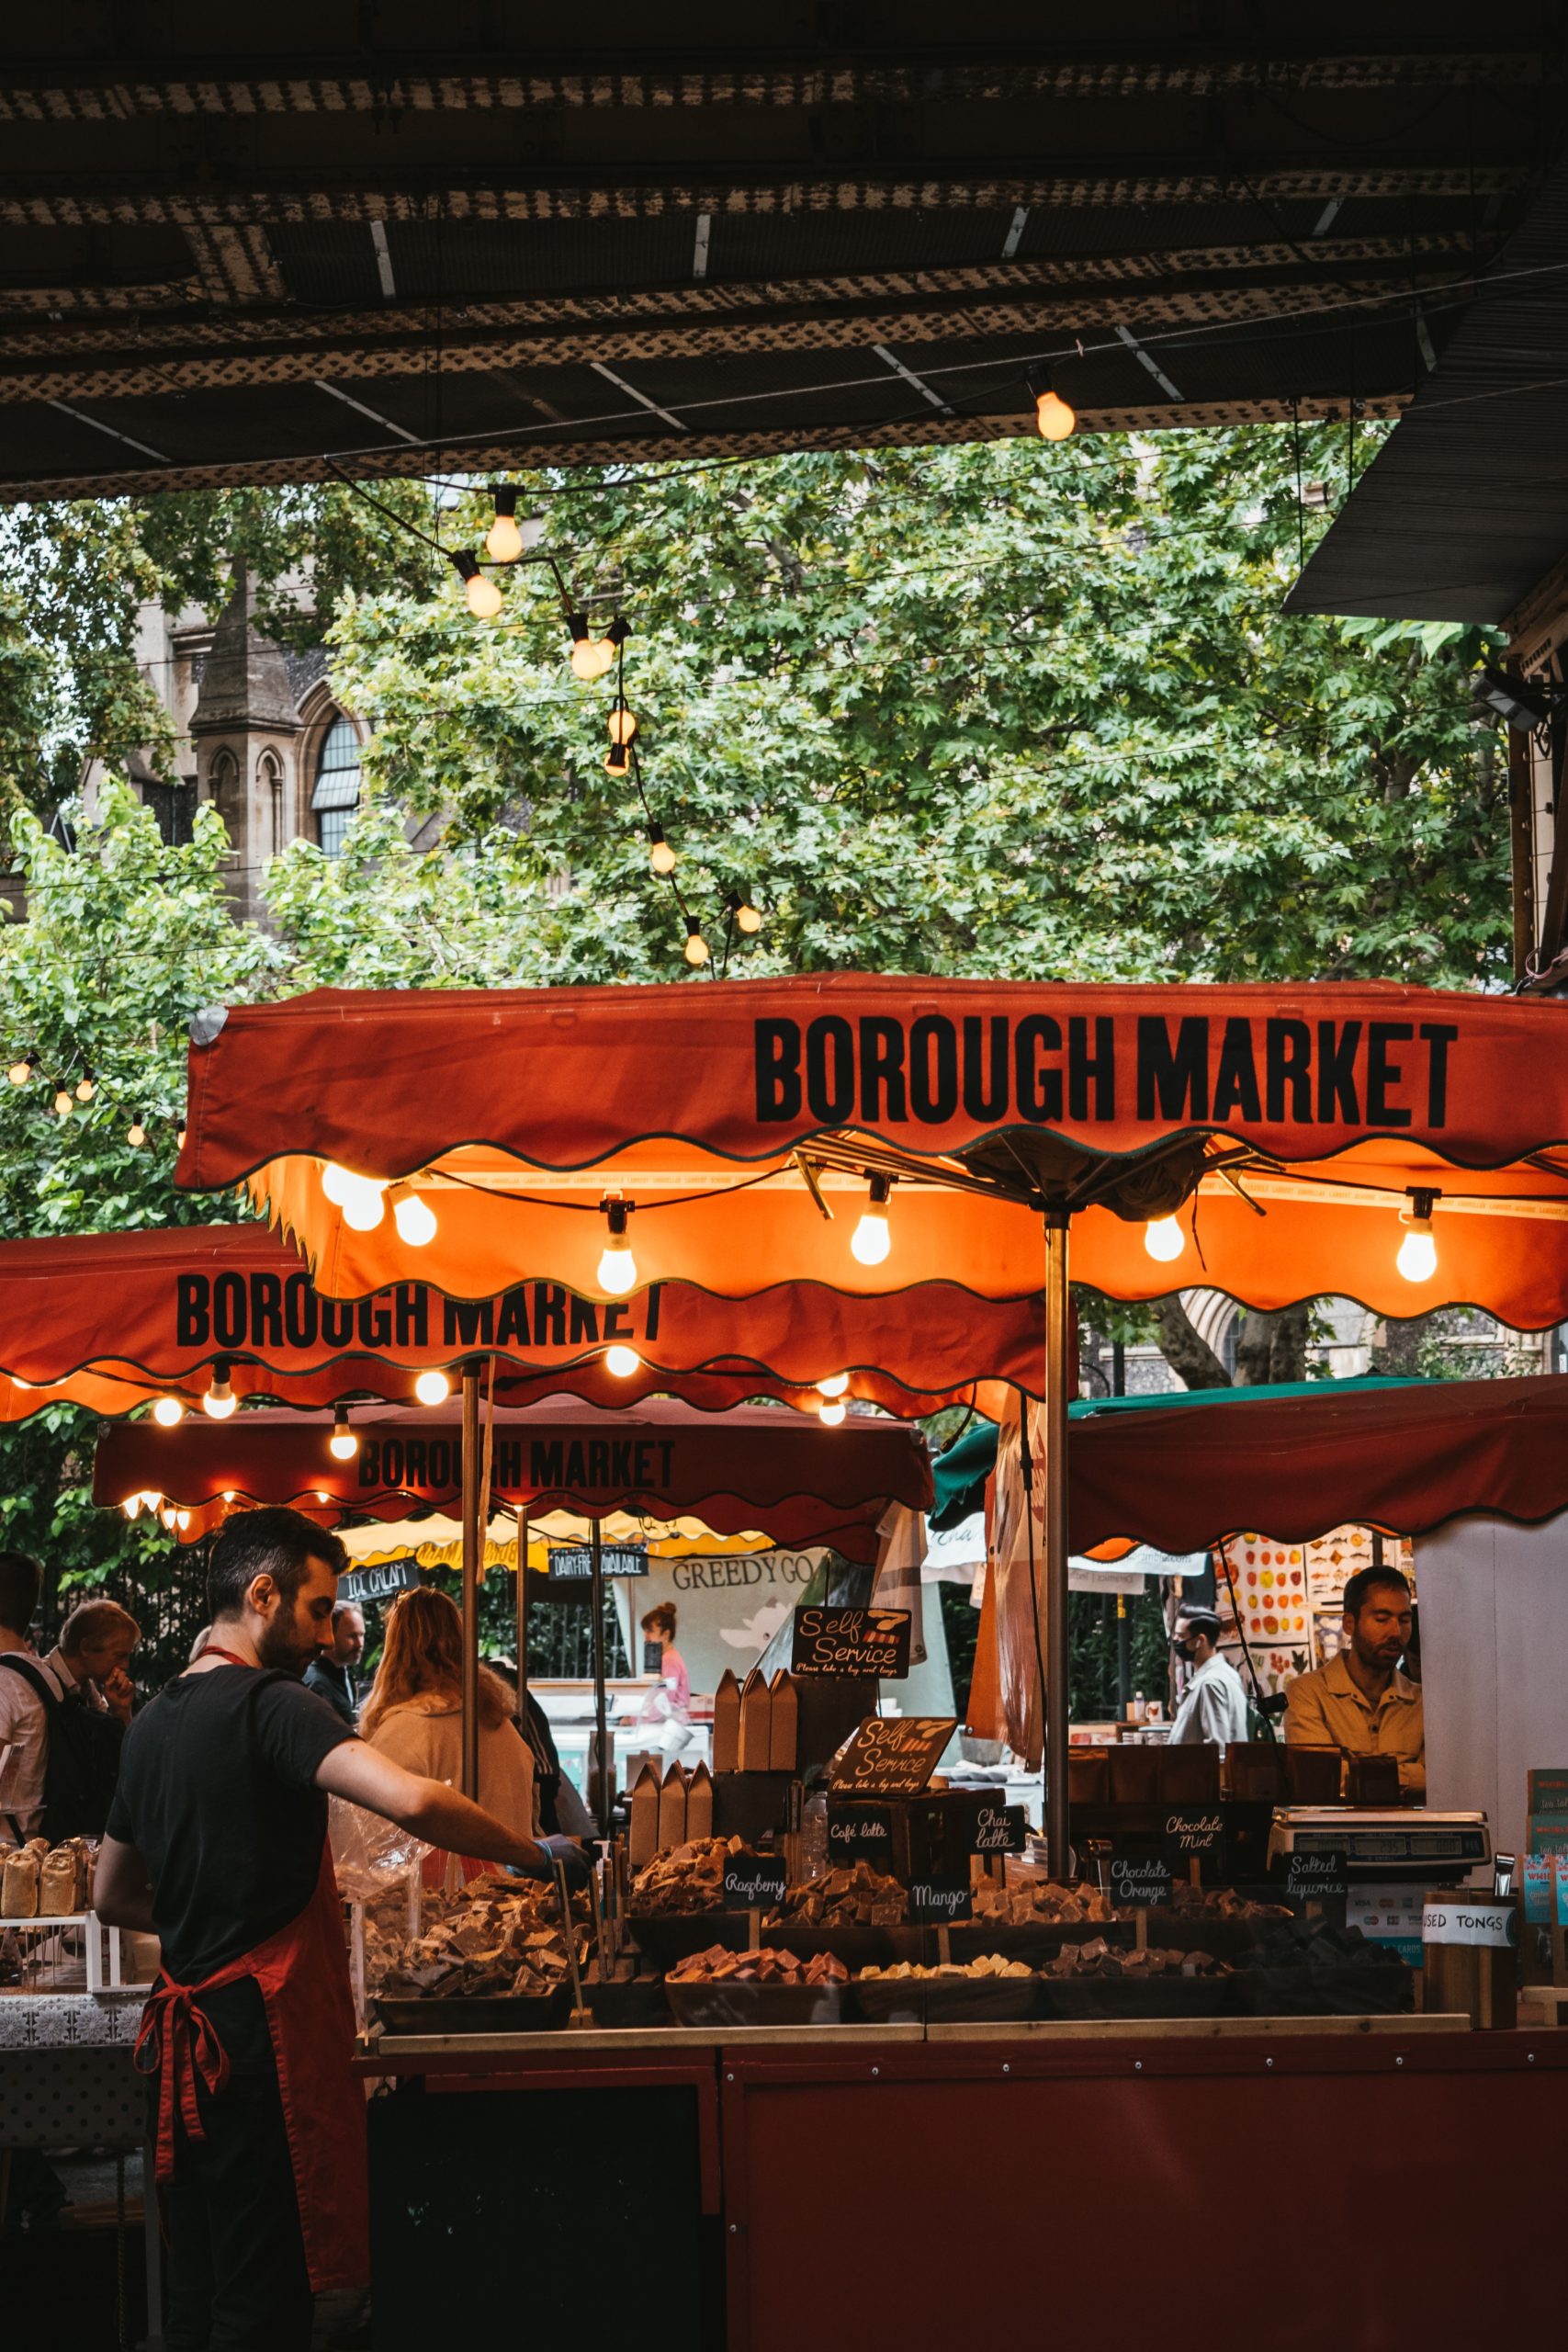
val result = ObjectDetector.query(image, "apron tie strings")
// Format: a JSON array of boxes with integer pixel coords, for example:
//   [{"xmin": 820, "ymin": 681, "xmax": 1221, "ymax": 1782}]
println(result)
[{"xmin": 134, "ymin": 1977, "xmax": 231, "ymax": 2185}]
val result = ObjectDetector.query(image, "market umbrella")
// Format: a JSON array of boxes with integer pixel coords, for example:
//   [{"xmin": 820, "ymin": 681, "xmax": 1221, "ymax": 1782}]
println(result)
[
  {"xmin": 95, "ymin": 1395, "xmax": 931, "ymax": 1833},
  {"xmin": 175, "ymin": 973, "xmax": 1568, "ymax": 1868}
]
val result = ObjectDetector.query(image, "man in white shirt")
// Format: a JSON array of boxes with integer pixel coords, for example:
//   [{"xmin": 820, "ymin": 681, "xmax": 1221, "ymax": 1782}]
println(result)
[
  {"xmin": 0, "ymin": 1576, "xmax": 139, "ymax": 1842},
  {"xmin": 1168, "ymin": 1608, "xmax": 1250, "ymax": 1747}
]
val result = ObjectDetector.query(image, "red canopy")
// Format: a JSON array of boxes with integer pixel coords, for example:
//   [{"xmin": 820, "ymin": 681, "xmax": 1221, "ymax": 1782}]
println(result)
[
  {"xmin": 92, "ymin": 1395, "xmax": 932, "ymax": 1565},
  {"xmin": 0, "ymin": 1225, "xmax": 1041, "ymax": 1421},
  {"xmin": 176, "ymin": 977, "xmax": 1568, "ymax": 1320},
  {"xmin": 1068, "ymin": 1374, "xmax": 1568, "ymax": 1555}
]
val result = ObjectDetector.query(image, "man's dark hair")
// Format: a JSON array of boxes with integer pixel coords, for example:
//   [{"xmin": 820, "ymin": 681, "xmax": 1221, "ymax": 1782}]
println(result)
[
  {"xmin": 1177, "ymin": 1608, "xmax": 1223, "ymax": 1642},
  {"xmin": 1343, "ymin": 1566, "xmax": 1412, "ymax": 1620},
  {"xmin": 208, "ymin": 1509, "xmax": 348, "ymax": 1623},
  {"xmin": 0, "ymin": 1550, "xmax": 41, "ymax": 1637}
]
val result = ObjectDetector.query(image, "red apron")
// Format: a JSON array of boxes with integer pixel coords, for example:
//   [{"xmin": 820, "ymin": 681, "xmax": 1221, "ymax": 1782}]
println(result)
[{"xmin": 135, "ymin": 1836, "xmax": 369, "ymax": 2293}]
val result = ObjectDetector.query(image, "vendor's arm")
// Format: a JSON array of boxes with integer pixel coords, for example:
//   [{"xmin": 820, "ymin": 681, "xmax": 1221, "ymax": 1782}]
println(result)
[
  {"xmin": 316, "ymin": 1737, "xmax": 547, "ymax": 1872},
  {"xmin": 93, "ymin": 1835, "xmax": 156, "ymax": 1934},
  {"xmin": 1398, "ymin": 1754, "xmax": 1427, "ymax": 1794}
]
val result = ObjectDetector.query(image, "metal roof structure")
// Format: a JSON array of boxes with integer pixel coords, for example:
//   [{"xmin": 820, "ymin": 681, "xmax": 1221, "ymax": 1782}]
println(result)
[
  {"xmin": 0, "ymin": 10, "xmax": 1564, "ymax": 501},
  {"xmin": 1286, "ymin": 157, "xmax": 1568, "ymax": 626}
]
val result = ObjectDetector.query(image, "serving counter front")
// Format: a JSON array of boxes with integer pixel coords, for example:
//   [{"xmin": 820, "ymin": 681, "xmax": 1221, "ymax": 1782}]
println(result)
[{"xmin": 359, "ymin": 2018, "xmax": 1567, "ymax": 2350}]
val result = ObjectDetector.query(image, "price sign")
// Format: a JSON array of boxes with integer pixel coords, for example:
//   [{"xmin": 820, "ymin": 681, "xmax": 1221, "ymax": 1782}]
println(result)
[
  {"xmin": 972, "ymin": 1803, "xmax": 1028, "ymax": 1855},
  {"xmin": 1110, "ymin": 1856, "xmax": 1172, "ymax": 1908},
  {"xmin": 791, "ymin": 1606, "xmax": 912, "ymax": 1679},
  {"xmin": 722, "ymin": 1849, "xmax": 788, "ymax": 1913},
  {"xmin": 829, "ymin": 1716, "xmax": 956, "ymax": 1798},
  {"xmin": 827, "ymin": 1804, "xmax": 896, "ymax": 1866},
  {"xmin": 1286, "ymin": 1849, "xmax": 1348, "ymax": 1901},
  {"xmin": 1161, "ymin": 1807, "xmax": 1226, "ymax": 1876},
  {"xmin": 909, "ymin": 1878, "xmax": 974, "ymax": 1924}
]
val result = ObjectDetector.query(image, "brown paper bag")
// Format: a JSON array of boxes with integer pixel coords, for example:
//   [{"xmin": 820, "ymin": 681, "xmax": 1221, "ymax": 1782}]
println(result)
[{"xmin": 712, "ymin": 1670, "xmax": 741, "ymax": 1775}]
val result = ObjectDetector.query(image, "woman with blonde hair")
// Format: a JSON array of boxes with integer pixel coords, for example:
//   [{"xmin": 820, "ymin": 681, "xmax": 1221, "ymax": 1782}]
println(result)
[{"xmin": 361, "ymin": 1587, "xmax": 536, "ymax": 1855}]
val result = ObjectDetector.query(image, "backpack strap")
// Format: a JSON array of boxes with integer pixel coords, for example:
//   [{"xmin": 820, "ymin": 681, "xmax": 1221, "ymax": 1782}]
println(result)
[{"xmin": 0, "ymin": 1652, "xmax": 55, "ymax": 1708}]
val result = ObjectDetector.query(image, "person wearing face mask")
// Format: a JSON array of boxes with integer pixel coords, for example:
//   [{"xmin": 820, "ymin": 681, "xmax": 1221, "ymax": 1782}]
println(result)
[
  {"xmin": 1168, "ymin": 1608, "xmax": 1249, "ymax": 1746},
  {"xmin": 1285, "ymin": 1566, "xmax": 1425, "ymax": 1794}
]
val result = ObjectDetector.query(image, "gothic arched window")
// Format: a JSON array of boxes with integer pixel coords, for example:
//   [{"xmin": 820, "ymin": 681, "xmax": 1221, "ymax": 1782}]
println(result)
[{"xmin": 310, "ymin": 716, "xmax": 361, "ymax": 857}]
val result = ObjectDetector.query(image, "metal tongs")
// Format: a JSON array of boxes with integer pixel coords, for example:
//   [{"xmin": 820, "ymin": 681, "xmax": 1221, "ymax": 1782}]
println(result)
[{"xmin": 550, "ymin": 1852, "xmax": 592, "ymax": 2027}]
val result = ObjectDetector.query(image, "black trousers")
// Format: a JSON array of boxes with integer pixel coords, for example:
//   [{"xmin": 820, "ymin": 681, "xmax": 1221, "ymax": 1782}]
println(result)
[{"xmin": 153, "ymin": 2053, "xmax": 313, "ymax": 2352}]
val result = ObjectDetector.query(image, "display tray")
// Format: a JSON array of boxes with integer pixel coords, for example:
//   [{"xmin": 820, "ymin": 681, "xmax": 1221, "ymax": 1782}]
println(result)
[
  {"xmin": 583, "ymin": 1976, "xmax": 671, "ymax": 2030},
  {"xmin": 1033, "ymin": 1974, "xmax": 1232, "ymax": 2021},
  {"xmin": 852, "ymin": 1974, "xmax": 1036, "ymax": 2026},
  {"xmin": 1227, "ymin": 1962, "xmax": 1413, "ymax": 2018},
  {"xmin": 664, "ymin": 1980, "xmax": 847, "ymax": 2029},
  {"xmin": 628, "ymin": 1914, "xmax": 916, "ymax": 1971},
  {"xmin": 371, "ymin": 1984, "xmax": 574, "ymax": 2036}
]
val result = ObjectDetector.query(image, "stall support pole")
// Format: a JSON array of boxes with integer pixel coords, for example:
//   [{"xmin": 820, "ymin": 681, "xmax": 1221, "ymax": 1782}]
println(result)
[
  {"xmin": 591, "ymin": 1519, "xmax": 611, "ymax": 1840},
  {"xmin": 460, "ymin": 1364, "xmax": 481, "ymax": 1801},
  {"xmin": 1043, "ymin": 1211, "xmax": 1072, "ymax": 1881},
  {"xmin": 515, "ymin": 1504, "xmax": 530, "ymax": 1715}
]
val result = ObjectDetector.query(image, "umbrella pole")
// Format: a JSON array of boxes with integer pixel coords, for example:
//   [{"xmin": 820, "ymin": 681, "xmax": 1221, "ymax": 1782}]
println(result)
[
  {"xmin": 461, "ymin": 1363, "xmax": 480, "ymax": 1801},
  {"xmin": 515, "ymin": 1503, "xmax": 529, "ymax": 1715},
  {"xmin": 1043, "ymin": 1211, "xmax": 1072, "ymax": 1880},
  {"xmin": 591, "ymin": 1518, "xmax": 610, "ymax": 1840}
]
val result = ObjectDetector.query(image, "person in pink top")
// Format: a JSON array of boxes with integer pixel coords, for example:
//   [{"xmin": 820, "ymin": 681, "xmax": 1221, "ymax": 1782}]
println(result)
[{"xmin": 638, "ymin": 1603, "xmax": 690, "ymax": 1723}]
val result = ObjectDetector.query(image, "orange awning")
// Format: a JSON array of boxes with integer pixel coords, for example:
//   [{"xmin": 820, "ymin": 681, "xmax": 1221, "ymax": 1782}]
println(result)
[{"xmin": 176, "ymin": 977, "xmax": 1568, "ymax": 1322}]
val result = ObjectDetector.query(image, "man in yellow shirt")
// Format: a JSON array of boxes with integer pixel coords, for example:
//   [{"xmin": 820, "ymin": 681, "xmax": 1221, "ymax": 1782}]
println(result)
[{"xmin": 1284, "ymin": 1566, "xmax": 1424, "ymax": 1795}]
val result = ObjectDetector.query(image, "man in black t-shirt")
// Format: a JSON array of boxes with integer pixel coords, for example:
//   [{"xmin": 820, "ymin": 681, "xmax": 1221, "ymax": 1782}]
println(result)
[{"xmin": 96, "ymin": 1507, "xmax": 546, "ymax": 2352}]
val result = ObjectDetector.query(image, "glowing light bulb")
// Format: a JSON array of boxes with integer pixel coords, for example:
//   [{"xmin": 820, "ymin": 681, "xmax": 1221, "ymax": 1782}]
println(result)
[
  {"xmin": 202, "ymin": 1362, "xmax": 236, "ymax": 1419},
  {"xmin": 817, "ymin": 1373, "xmax": 849, "ymax": 1398},
  {"xmin": 604, "ymin": 1345, "xmax": 641, "ymax": 1378},
  {"xmin": 605, "ymin": 741, "xmax": 629, "ymax": 776},
  {"xmin": 175, "ymin": 1510, "xmax": 191, "ymax": 1532},
  {"xmin": 392, "ymin": 1189, "xmax": 437, "ymax": 1247},
  {"xmin": 340, "ymin": 1176, "xmax": 388, "ymax": 1232},
  {"xmin": 682, "ymin": 919, "xmax": 710, "ymax": 967},
  {"xmin": 818, "ymin": 1398, "xmax": 847, "ymax": 1426},
  {"xmin": 329, "ymin": 1408, "xmax": 359, "ymax": 1461},
  {"xmin": 1397, "ymin": 1200, "xmax": 1438, "ymax": 1283},
  {"xmin": 485, "ymin": 487, "xmax": 523, "ymax": 564},
  {"xmin": 75, "ymin": 1075, "xmax": 95, "ymax": 1102},
  {"xmin": 152, "ymin": 1396, "xmax": 185, "ymax": 1427},
  {"xmin": 735, "ymin": 897, "xmax": 762, "ymax": 935},
  {"xmin": 467, "ymin": 571, "xmax": 503, "ymax": 620},
  {"xmin": 1035, "ymin": 387, "xmax": 1076, "ymax": 442},
  {"xmin": 570, "ymin": 636, "xmax": 615, "ymax": 682},
  {"xmin": 121, "ymin": 1494, "xmax": 142, "ymax": 1521},
  {"xmin": 6, "ymin": 1057, "xmax": 30, "ymax": 1086},
  {"xmin": 126, "ymin": 1119, "xmax": 146, "ymax": 1148},
  {"xmin": 176, "ymin": 1126, "xmax": 186, "ymax": 1151},
  {"xmin": 1144, "ymin": 1216, "xmax": 1185, "ymax": 1264},
  {"xmin": 53, "ymin": 1089, "xmax": 73, "ymax": 1117},
  {"xmin": 608, "ymin": 705, "xmax": 638, "ymax": 746},
  {"xmin": 597, "ymin": 1199, "xmax": 637, "ymax": 1295},
  {"xmin": 649, "ymin": 824, "xmax": 677, "ymax": 877},
  {"xmin": 11, "ymin": 1375, "xmax": 32, "ymax": 1392},
  {"xmin": 414, "ymin": 1370, "xmax": 450, "ymax": 1406},
  {"xmin": 850, "ymin": 1175, "xmax": 893, "ymax": 1267}
]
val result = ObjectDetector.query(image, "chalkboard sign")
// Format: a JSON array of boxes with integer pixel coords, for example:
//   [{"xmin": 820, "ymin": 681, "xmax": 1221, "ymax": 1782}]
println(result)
[
  {"xmin": 909, "ymin": 1877, "xmax": 974, "ymax": 1924},
  {"xmin": 829, "ymin": 1716, "xmax": 956, "ymax": 1798},
  {"xmin": 722, "ymin": 1849, "xmax": 788, "ymax": 1913},
  {"xmin": 792, "ymin": 1605, "xmax": 912, "ymax": 1679},
  {"xmin": 1286, "ymin": 1849, "xmax": 1348, "ymax": 1901},
  {"xmin": 1161, "ymin": 1807, "xmax": 1226, "ymax": 1875},
  {"xmin": 1110, "ymin": 1856, "xmax": 1172, "ymax": 1908},
  {"xmin": 340, "ymin": 1556, "xmax": 421, "ymax": 1607},
  {"xmin": 827, "ymin": 1804, "xmax": 896, "ymax": 1866},
  {"xmin": 972, "ymin": 1803, "xmax": 1028, "ymax": 1856},
  {"xmin": 547, "ymin": 1544, "xmax": 649, "ymax": 1578}
]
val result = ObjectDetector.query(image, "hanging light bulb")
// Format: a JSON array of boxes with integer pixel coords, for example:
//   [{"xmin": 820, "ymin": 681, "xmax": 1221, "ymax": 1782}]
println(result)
[
  {"xmin": 604, "ymin": 1344, "xmax": 641, "ymax": 1378},
  {"xmin": 75, "ymin": 1074, "xmax": 96, "ymax": 1102},
  {"xmin": 608, "ymin": 704, "xmax": 638, "ymax": 747},
  {"xmin": 817, "ymin": 1373, "xmax": 850, "ymax": 1398},
  {"xmin": 202, "ymin": 1361, "xmax": 237, "ymax": 1419},
  {"xmin": 1144, "ymin": 1215, "xmax": 1185, "ymax": 1264},
  {"xmin": 126, "ymin": 1117, "xmax": 147, "ymax": 1148},
  {"xmin": 6, "ymin": 1055, "xmax": 31, "ymax": 1086},
  {"xmin": 10, "ymin": 1375, "xmax": 32, "ymax": 1392},
  {"xmin": 339, "ymin": 1175, "xmax": 388, "ymax": 1232},
  {"xmin": 683, "ymin": 917, "xmax": 710, "ymax": 967},
  {"xmin": 566, "ymin": 612, "xmax": 616, "ymax": 681},
  {"xmin": 1027, "ymin": 368, "xmax": 1077, "ymax": 442},
  {"xmin": 176, "ymin": 1125, "xmax": 186, "ymax": 1151},
  {"xmin": 414, "ymin": 1369, "xmax": 450, "ymax": 1407},
  {"xmin": 450, "ymin": 549, "xmax": 503, "ymax": 620},
  {"xmin": 649, "ymin": 823, "xmax": 677, "ymax": 877},
  {"xmin": 484, "ymin": 484, "xmax": 524, "ymax": 564},
  {"xmin": 120, "ymin": 1493, "xmax": 143, "ymax": 1521},
  {"xmin": 1397, "ymin": 1190, "xmax": 1438, "ymax": 1283},
  {"xmin": 735, "ymin": 893, "xmax": 762, "ymax": 935},
  {"xmin": 391, "ymin": 1187, "xmax": 437, "ymax": 1247},
  {"xmin": 851, "ymin": 1174, "xmax": 893, "ymax": 1267},
  {"xmin": 605, "ymin": 741, "xmax": 630, "ymax": 776},
  {"xmin": 329, "ymin": 1407, "xmax": 359, "ymax": 1461},
  {"xmin": 818, "ymin": 1398, "xmax": 847, "ymax": 1426},
  {"xmin": 175, "ymin": 1510, "xmax": 191, "ymax": 1532},
  {"xmin": 597, "ymin": 1199, "xmax": 637, "ymax": 1295},
  {"xmin": 152, "ymin": 1395, "xmax": 185, "ymax": 1427},
  {"xmin": 52, "ymin": 1087, "xmax": 73, "ymax": 1117}
]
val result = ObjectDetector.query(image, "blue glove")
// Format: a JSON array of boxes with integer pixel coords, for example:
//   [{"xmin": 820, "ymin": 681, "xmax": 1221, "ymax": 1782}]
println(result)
[{"xmin": 541, "ymin": 1834, "xmax": 592, "ymax": 1889}]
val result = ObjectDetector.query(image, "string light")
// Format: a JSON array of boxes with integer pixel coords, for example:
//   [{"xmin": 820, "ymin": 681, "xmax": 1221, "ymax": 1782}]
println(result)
[
  {"xmin": 818, "ymin": 1398, "xmax": 848, "ymax": 1426},
  {"xmin": 120, "ymin": 1494, "xmax": 143, "ymax": 1521},
  {"xmin": 10, "ymin": 1375, "xmax": 32, "ymax": 1391},
  {"xmin": 604, "ymin": 1345, "xmax": 641, "ymax": 1378},
  {"xmin": 484, "ymin": 484, "xmax": 524, "ymax": 564},
  {"xmin": 451, "ymin": 549, "xmax": 503, "ymax": 620},
  {"xmin": 391, "ymin": 1187, "xmax": 437, "ymax": 1247},
  {"xmin": 734, "ymin": 892, "xmax": 763, "ymax": 935},
  {"xmin": 567, "ymin": 613, "xmax": 616, "ymax": 680},
  {"xmin": 152, "ymin": 1396, "xmax": 185, "ymax": 1427},
  {"xmin": 1027, "ymin": 368, "xmax": 1077, "ymax": 441},
  {"xmin": 851, "ymin": 1174, "xmax": 894, "ymax": 1267},
  {"xmin": 1397, "ymin": 1189, "xmax": 1438, "ymax": 1283},
  {"xmin": 202, "ymin": 1361, "xmax": 237, "ymax": 1419},
  {"xmin": 1144, "ymin": 1216, "xmax": 1185, "ymax": 1263},
  {"xmin": 52, "ymin": 1088, "xmax": 72, "ymax": 1117},
  {"xmin": 414, "ymin": 1369, "xmax": 450, "ymax": 1406},
  {"xmin": 608, "ymin": 705, "xmax": 638, "ymax": 746},
  {"xmin": 683, "ymin": 917, "xmax": 710, "ymax": 967},
  {"xmin": 605, "ymin": 741, "xmax": 630, "ymax": 776},
  {"xmin": 597, "ymin": 1199, "xmax": 638, "ymax": 1295},
  {"xmin": 817, "ymin": 1373, "xmax": 850, "ymax": 1398},
  {"xmin": 74, "ymin": 1074, "xmax": 95, "ymax": 1102},
  {"xmin": 323, "ymin": 1162, "xmax": 389, "ymax": 1230},
  {"xmin": 126, "ymin": 1117, "xmax": 146, "ymax": 1148},
  {"xmin": 649, "ymin": 823, "xmax": 677, "ymax": 877},
  {"xmin": 6, "ymin": 1055, "xmax": 31, "ymax": 1086},
  {"xmin": 329, "ymin": 1407, "xmax": 360, "ymax": 1461}
]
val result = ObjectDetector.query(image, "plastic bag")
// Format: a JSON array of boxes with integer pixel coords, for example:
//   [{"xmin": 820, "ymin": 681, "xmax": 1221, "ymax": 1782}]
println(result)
[{"xmin": 329, "ymin": 1796, "xmax": 429, "ymax": 1905}]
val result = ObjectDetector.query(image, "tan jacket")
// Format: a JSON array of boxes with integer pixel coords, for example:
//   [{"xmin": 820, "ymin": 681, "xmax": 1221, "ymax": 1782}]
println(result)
[
  {"xmin": 1284, "ymin": 1653, "xmax": 1425, "ymax": 1793},
  {"xmin": 368, "ymin": 1697, "xmax": 538, "ymax": 1836}
]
